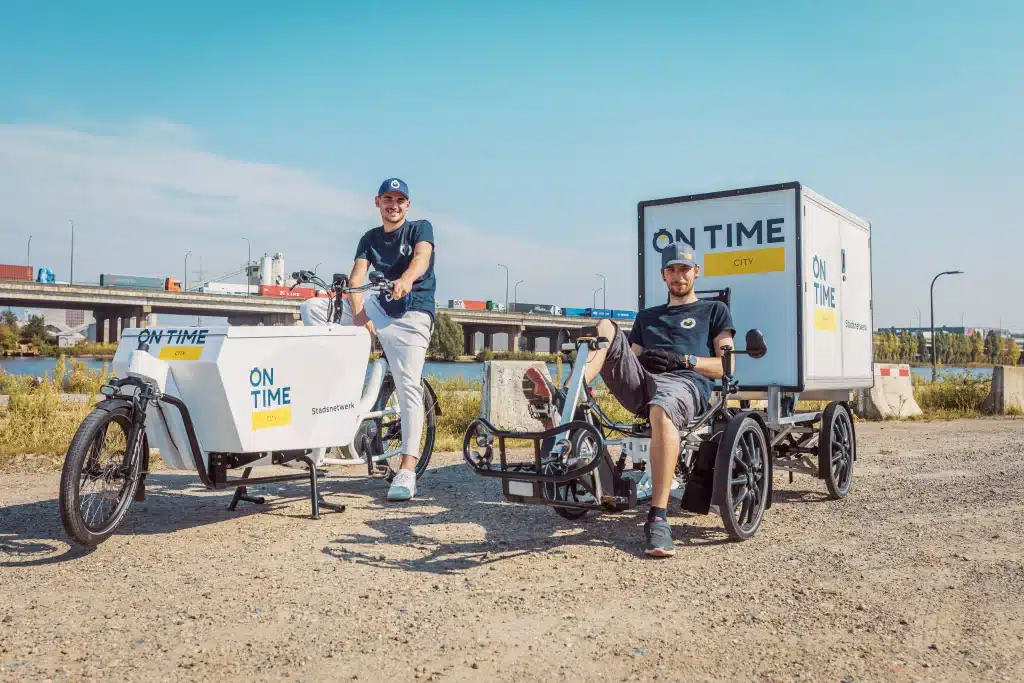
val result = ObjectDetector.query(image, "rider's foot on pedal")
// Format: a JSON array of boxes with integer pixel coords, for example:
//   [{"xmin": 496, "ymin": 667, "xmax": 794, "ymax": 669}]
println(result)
[
  {"xmin": 644, "ymin": 515, "xmax": 676, "ymax": 558},
  {"xmin": 387, "ymin": 469, "xmax": 416, "ymax": 501}
]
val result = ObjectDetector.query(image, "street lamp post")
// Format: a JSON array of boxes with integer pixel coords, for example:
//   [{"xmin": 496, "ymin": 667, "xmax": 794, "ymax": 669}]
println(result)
[
  {"xmin": 69, "ymin": 220, "xmax": 75, "ymax": 285},
  {"xmin": 242, "ymin": 238, "xmax": 252, "ymax": 296},
  {"xmin": 930, "ymin": 270, "xmax": 963, "ymax": 381},
  {"xmin": 498, "ymin": 263, "xmax": 509, "ymax": 311},
  {"xmin": 513, "ymin": 279, "xmax": 523, "ymax": 305},
  {"xmin": 596, "ymin": 273, "xmax": 606, "ymax": 309},
  {"xmin": 27, "ymin": 236, "xmax": 32, "ymax": 267},
  {"xmin": 593, "ymin": 286, "xmax": 603, "ymax": 309},
  {"xmin": 184, "ymin": 250, "xmax": 192, "ymax": 291}
]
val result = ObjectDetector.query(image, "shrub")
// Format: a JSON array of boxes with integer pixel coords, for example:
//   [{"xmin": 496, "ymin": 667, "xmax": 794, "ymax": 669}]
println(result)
[{"xmin": 428, "ymin": 313, "xmax": 464, "ymax": 362}]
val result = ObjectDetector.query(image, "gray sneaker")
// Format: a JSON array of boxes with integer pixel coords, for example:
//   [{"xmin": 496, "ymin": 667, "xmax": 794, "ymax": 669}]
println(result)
[
  {"xmin": 387, "ymin": 469, "xmax": 416, "ymax": 501},
  {"xmin": 644, "ymin": 518, "xmax": 676, "ymax": 557}
]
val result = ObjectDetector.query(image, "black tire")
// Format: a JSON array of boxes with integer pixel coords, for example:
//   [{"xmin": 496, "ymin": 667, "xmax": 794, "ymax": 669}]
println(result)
[
  {"xmin": 373, "ymin": 376, "xmax": 437, "ymax": 482},
  {"xmin": 819, "ymin": 402, "xmax": 855, "ymax": 499},
  {"xmin": 59, "ymin": 406, "xmax": 144, "ymax": 547},
  {"xmin": 713, "ymin": 414, "xmax": 770, "ymax": 541},
  {"xmin": 548, "ymin": 428, "xmax": 601, "ymax": 521}
]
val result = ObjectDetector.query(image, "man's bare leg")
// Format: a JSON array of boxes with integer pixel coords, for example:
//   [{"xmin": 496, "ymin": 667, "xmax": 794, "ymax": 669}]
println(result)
[
  {"xmin": 582, "ymin": 319, "xmax": 617, "ymax": 384},
  {"xmin": 648, "ymin": 405, "xmax": 681, "ymax": 509}
]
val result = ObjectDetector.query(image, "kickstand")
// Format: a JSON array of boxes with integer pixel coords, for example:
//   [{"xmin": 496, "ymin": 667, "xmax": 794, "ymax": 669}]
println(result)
[
  {"xmin": 228, "ymin": 467, "xmax": 266, "ymax": 511},
  {"xmin": 298, "ymin": 454, "xmax": 345, "ymax": 520}
]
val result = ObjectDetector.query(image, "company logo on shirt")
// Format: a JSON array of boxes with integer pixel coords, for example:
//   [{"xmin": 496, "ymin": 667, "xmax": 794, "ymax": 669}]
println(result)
[{"xmin": 681, "ymin": 318, "xmax": 696, "ymax": 329}]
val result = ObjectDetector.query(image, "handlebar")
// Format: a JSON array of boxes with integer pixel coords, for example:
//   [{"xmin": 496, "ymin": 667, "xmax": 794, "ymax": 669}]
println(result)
[{"xmin": 290, "ymin": 269, "xmax": 396, "ymax": 300}]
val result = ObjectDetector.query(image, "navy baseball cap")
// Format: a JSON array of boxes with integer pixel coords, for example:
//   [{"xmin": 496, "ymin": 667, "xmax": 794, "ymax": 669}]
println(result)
[
  {"xmin": 661, "ymin": 242, "xmax": 697, "ymax": 269},
  {"xmin": 378, "ymin": 177, "xmax": 409, "ymax": 198}
]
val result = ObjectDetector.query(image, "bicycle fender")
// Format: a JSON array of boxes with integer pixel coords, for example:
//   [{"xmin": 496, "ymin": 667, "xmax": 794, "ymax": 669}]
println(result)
[
  {"xmin": 92, "ymin": 397, "xmax": 134, "ymax": 413},
  {"xmin": 423, "ymin": 379, "xmax": 442, "ymax": 416}
]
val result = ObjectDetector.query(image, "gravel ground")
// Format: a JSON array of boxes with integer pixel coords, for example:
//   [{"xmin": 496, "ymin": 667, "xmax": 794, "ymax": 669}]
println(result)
[{"xmin": 1, "ymin": 418, "xmax": 1023, "ymax": 682}]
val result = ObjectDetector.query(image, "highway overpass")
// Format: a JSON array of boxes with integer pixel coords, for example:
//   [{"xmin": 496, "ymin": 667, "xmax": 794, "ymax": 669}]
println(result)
[{"xmin": 0, "ymin": 281, "xmax": 631, "ymax": 353}]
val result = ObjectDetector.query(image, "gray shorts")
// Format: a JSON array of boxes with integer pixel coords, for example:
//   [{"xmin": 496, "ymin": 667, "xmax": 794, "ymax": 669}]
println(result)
[{"xmin": 597, "ymin": 329, "xmax": 704, "ymax": 431}]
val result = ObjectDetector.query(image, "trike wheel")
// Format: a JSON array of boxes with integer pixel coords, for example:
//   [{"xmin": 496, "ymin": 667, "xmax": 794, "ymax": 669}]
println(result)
[
  {"xmin": 819, "ymin": 402, "xmax": 855, "ymax": 499},
  {"xmin": 59, "ymin": 406, "xmax": 144, "ymax": 547},
  {"xmin": 546, "ymin": 428, "xmax": 602, "ymax": 521},
  {"xmin": 713, "ymin": 414, "xmax": 769, "ymax": 541},
  {"xmin": 374, "ymin": 376, "xmax": 437, "ymax": 482}
]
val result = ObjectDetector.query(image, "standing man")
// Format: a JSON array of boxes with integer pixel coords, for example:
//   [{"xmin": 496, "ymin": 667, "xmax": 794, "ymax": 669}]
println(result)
[{"xmin": 301, "ymin": 177, "xmax": 436, "ymax": 502}]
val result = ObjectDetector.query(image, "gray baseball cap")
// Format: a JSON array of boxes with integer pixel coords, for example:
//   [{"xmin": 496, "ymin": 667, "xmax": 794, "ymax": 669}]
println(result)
[{"xmin": 661, "ymin": 242, "xmax": 697, "ymax": 269}]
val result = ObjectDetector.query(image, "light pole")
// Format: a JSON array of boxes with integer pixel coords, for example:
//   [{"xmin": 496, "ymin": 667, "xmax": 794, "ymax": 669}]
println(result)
[
  {"xmin": 916, "ymin": 307, "xmax": 922, "ymax": 330},
  {"xmin": 513, "ymin": 279, "xmax": 523, "ymax": 305},
  {"xmin": 593, "ymin": 286, "xmax": 603, "ymax": 309},
  {"xmin": 930, "ymin": 270, "xmax": 963, "ymax": 381},
  {"xmin": 314, "ymin": 262, "xmax": 322, "ymax": 276},
  {"xmin": 184, "ymin": 250, "xmax": 192, "ymax": 290},
  {"xmin": 69, "ymin": 220, "xmax": 75, "ymax": 285},
  {"xmin": 498, "ymin": 263, "xmax": 509, "ymax": 311},
  {"xmin": 27, "ymin": 236, "xmax": 32, "ymax": 267},
  {"xmin": 242, "ymin": 237, "xmax": 251, "ymax": 295},
  {"xmin": 596, "ymin": 273, "xmax": 606, "ymax": 309}
]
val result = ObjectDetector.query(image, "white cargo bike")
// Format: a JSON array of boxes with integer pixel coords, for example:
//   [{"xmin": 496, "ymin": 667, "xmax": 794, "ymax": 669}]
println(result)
[
  {"xmin": 464, "ymin": 182, "xmax": 872, "ymax": 540},
  {"xmin": 58, "ymin": 270, "xmax": 441, "ymax": 547}
]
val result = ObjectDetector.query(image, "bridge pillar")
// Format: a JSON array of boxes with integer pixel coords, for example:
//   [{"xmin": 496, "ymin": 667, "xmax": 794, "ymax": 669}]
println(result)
[
  {"xmin": 462, "ymin": 326, "xmax": 477, "ymax": 356},
  {"xmin": 95, "ymin": 315, "xmax": 108, "ymax": 344},
  {"xmin": 508, "ymin": 325, "xmax": 524, "ymax": 353},
  {"xmin": 483, "ymin": 331, "xmax": 494, "ymax": 351}
]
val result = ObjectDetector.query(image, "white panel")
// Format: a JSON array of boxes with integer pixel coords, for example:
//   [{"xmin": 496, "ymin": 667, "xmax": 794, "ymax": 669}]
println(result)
[
  {"xmin": 641, "ymin": 188, "xmax": 799, "ymax": 388},
  {"xmin": 840, "ymin": 220, "xmax": 873, "ymax": 380},
  {"xmin": 802, "ymin": 197, "xmax": 843, "ymax": 381}
]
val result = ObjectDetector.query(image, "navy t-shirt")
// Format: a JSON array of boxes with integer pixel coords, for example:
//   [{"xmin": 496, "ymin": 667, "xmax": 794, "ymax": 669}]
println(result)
[
  {"xmin": 627, "ymin": 299, "xmax": 735, "ymax": 402},
  {"xmin": 354, "ymin": 219, "xmax": 436, "ymax": 319}
]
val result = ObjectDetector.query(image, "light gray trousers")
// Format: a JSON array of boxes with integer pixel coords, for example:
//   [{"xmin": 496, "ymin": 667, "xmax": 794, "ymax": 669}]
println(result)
[{"xmin": 299, "ymin": 294, "xmax": 432, "ymax": 458}]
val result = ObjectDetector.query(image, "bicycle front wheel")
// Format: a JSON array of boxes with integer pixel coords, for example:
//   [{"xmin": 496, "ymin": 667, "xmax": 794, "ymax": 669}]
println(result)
[{"xmin": 59, "ymin": 406, "xmax": 145, "ymax": 547}]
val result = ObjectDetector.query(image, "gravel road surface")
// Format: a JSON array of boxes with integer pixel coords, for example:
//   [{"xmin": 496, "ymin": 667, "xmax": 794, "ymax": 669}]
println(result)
[{"xmin": 2, "ymin": 418, "xmax": 1023, "ymax": 682}]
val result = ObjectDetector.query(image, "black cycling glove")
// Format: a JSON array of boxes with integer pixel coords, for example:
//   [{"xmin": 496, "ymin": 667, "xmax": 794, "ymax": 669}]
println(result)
[{"xmin": 638, "ymin": 348, "xmax": 690, "ymax": 374}]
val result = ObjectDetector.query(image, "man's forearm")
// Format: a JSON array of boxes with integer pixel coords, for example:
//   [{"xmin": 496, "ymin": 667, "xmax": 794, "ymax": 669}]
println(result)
[
  {"xmin": 693, "ymin": 355, "xmax": 730, "ymax": 379},
  {"xmin": 349, "ymin": 263, "xmax": 366, "ymax": 313},
  {"xmin": 401, "ymin": 253, "xmax": 430, "ymax": 284}
]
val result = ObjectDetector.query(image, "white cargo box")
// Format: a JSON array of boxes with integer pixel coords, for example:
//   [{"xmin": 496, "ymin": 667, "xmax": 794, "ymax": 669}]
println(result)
[
  {"xmin": 638, "ymin": 182, "xmax": 872, "ymax": 395},
  {"xmin": 111, "ymin": 325, "xmax": 371, "ymax": 469}
]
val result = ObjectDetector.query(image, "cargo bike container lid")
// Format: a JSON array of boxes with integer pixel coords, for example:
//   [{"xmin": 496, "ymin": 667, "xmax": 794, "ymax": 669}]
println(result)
[{"xmin": 112, "ymin": 324, "xmax": 372, "ymax": 455}]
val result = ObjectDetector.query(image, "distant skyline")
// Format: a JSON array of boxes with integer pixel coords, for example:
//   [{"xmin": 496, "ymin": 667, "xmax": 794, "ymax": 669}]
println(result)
[{"xmin": 1, "ymin": 2, "xmax": 1021, "ymax": 329}]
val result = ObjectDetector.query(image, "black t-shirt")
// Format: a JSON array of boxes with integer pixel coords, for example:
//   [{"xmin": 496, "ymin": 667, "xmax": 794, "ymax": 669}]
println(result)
[
  {"xmin": 355, "ymin": 219, "xmax": 436, "ymax": 319},
  {"xmin": 627, "ymin": 299, "xmax": 735, "ymax": 401}
]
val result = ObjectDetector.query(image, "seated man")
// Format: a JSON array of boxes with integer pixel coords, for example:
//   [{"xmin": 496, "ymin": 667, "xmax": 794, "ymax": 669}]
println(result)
[{"xmin": 581, "ymin": 243, "xmax": 734, "ymax": 557}]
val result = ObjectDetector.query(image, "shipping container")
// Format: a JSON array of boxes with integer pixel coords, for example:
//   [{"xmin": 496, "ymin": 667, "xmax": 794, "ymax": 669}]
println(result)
[
  {"xmin": 259, "ymin": 284, "xmax": 315, "ymax": 299},
  {"xmin": 585, "ymin": 308, "xmax": 612, "ymax": 318},
  {"xmin": 612, "ymin": 309, "xmax": 636, "ymax": 320},
  {"xmin": 563, "ymin": 307, "xmax": 587, "ymax": 317},
  {"xmin": 463, "ymin": 299, "xmax": 487, "ymax": 311},
  {"xmin": 448, "ymin": 299, "xmax": 465, "ymax": 310},
  {"xmin": 199, "ymin": 282, "xmax": 259, "ymax": 295},
  {"xmin": 0, "ymin": 264, "xmax": 33, "ymax": 281},
  {"xmin": 100, "ymin": 274, "xmax": 167, "ymax": 289},
  {"xmin": 510, "ymin": 302, "xmax": 561, "ymax": 315}
]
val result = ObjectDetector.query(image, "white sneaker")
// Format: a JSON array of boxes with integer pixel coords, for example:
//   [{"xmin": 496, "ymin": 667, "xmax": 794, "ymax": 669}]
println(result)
[{"xmin": 387, "ymin": 469, "xmax": 417, "ymax": 501}]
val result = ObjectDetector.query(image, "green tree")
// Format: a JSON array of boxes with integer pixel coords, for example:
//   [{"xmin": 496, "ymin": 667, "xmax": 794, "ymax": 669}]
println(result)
[
  {"xmin": 984, "ymin": 330, "xmax": 1002, "ymax": 363},
  {"xmin": 0, "ymin": 325, "xmax": 17, "ymax": 352},
  {"xmin": 970, "ymin": 331, "xmax": 985, "ymax": 363},
  {"xmin": 427, "ymin": 312, "xmax": 464, "ymax": 362},
  {"xmin": 20, "ymin": 315, "xmax": 46, "ymax": 344},
  {"xmin": 917, "ymin": 332, "xmax": 928, "ymax": 362},
  {"xmin": 1000, "ymin": 338, "xmax": 1021, "ymax": 366},
  {"xmin": 1, "ymin": 310, "xmax": 16, "ymax": 328}
]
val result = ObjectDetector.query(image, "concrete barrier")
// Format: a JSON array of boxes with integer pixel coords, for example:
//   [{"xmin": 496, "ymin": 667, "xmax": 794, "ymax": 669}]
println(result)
[
  {"xmin": 855, "ymin": 363, "xmax": 923, "ymax": 419},
  {"xmin": 984, "ymin": 366, "xmax": 1024, "ymax": 414},
  {"xmin": 480, "ymin": 360, "xmax": 554, "ymax": 431}
]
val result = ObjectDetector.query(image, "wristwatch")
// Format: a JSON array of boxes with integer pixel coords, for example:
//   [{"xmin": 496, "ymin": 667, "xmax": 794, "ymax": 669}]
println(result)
[{"xmin": 684, "ymin": 354, "xmax": 698, "ymax": 369}]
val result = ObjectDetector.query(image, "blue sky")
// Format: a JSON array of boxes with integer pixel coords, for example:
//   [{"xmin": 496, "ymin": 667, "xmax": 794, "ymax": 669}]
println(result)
[{"xmin": 1, "ymin": 1, "xmax": 1021, "ymax": 328}]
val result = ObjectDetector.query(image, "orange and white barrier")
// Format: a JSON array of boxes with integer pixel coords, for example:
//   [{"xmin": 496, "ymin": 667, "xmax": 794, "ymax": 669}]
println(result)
[{"xmin": 855, "ymin": 363, "xmax": 923, "ymax": 419}]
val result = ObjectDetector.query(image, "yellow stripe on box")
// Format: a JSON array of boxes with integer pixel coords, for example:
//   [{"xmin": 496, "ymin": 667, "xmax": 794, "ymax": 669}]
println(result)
[
  {"xmin": 703, "ymin": 247, "xmax": 786, "ymax": 276},
  {"xmin": 157, "ymin": 346, "xmax": 203, "ymax": 361},
  {"xmin": 814, "ymin": 308, "xmax": 837, "ymax": 332},
  {"xmin": 252, "ymin": 406, "xmax": 292, "ymax": 430}
]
